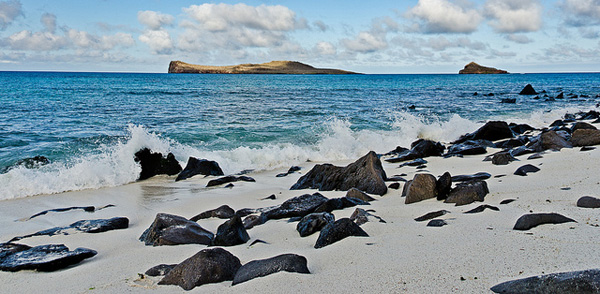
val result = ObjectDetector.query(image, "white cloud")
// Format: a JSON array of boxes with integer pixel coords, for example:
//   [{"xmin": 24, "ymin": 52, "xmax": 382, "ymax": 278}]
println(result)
[
  {"xmin": 484, "ymin": 0, "xmax": 542, "ymax": 33},
  {"xmin": 137, "ymin": 10, "xmax": 174, "ymax": 30},
  {"xmin": 505, "ymin": 34, "xmax": 533, "ymax": 44},
  {"xmin": 5, "ymin": 30, "xmax": 68, "ymax": 51},
  {"xmin": 0, "ymin": 0, "xmax": 21, "ymax": 30},
  {"xmin": 314, "ymin": 41, "xmax": 336, "ymax": 55},
  {"xmin": 562, "ymin": 0, "xmax": 600, "ymax": 26},
  {"xmin": 139, "ymin": 29, "xmax": 173, "ymax": 54},
  {"xmin": 68, "ymin": 29, "xmax": 134, "ymax": 50},
  {"xmin": 405, "ymin": 0, "xmax": 483, "ymax": 34},
  {"xmin": 342, "ymin": 31, "xmax": 388, "ymax": 53},
  {"xmin": 41, "ymin": 13, "xmax": 56, "ymax": 33}
]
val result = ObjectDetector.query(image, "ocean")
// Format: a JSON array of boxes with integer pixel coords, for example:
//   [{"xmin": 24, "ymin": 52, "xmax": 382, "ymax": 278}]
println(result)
[{"xmin": 1, "ymin": 71, "xmax": 599, "ymax": 200}]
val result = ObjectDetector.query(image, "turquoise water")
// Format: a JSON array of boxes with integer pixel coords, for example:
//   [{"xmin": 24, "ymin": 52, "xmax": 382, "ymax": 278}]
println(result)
[{"xmin": 1, "ymin": 72, "xmax": 599, "ymax": 199}]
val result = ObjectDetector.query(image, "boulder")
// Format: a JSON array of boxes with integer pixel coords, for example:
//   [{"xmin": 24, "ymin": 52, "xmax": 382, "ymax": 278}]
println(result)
[
  {"xmin": 212, "ymin": 215, "xmax": 250, "ymax": 247},
  {"xmin": 577, "ymin": 196, "xmax": 600, "ymax": 208},
  {"xmin": 134, "ymin": 148, "xmax": 182, "ymax": 181},
  {"xmin": 491, "ymin": 152, "xmax": 516, "ymax": 165},
  {"xmin": 158, "ymin": 248, "xmax": 241, "ymax": 291},
  {"xmin": 349, "ymin": 208, "xmax": 386, "ymax": 226},
  {"xmin": 414, "ymin": 210, "xmax": 450, "ymax": 222},
  {"xmin": 509, "ymin": 123, "xmax": 535, "ymax": 134},
  {"xmin": 242, "ymin": 214, "xmax": 267, "ymax": 230},
  {"xmin": 291, "ymin": 151, "xmax": 388, "ymax": 195},
  {"xmin": 139, "ymin": 213, "xmax": 213, "ymax": 246},
  {"xmin": 189, "ymin": 205, "xmax": 235, "ymax": 221},
  {"xmin": 296, "ymin": 212, "xmax": 335, "ymax": 237},
  {"xmin": 262, "ymin": 193, "xmax": 328, "ymax": 220},
  {"xmin": 454, "ymin": 121, "xmax": 514, "ymax": 144},
  {"xmin": 451, "ymin": 172, "xmax": 491, "ymax": 182},
  {"xmin": 176, "ymin": 157, "xmax": 224, "ymax": 181},
  {"xmin": 513, "ymin": 213, "xmax": 576, "ymax": 230},
  {"xmin": 491, "ymin": 269, "xmax": 600, "ymax": 293},
  {"xmin": 519, "ymin": 84, "xmax": 538, "ymax": 95},
  {"xmin": 232, "ymin": 254, "xmax": 310, "ymax": 285},
  {"xmin": 445, "ymin": 180, "xmax": 489, "ymax": 206},
  {"xmin": 145, "ymin": 264, "xmax": 176, "ymax": 277},
  {"xmin": 314, "ymin": 218, "xmax": 369, "ymax": 249},
  {"xmin": 529, "ymin": 131, "xmax": 572, "ymax": 151},
  {"xmin": 313, "ymin": 197, "xmax": 369, "ymax": 213},
  {"xmin": 514, "ymin": 164, "xmax": 540, "ymax": 176},
  {"xmin": 571, "ymin": 129, "xmax": 600, "ymax": 147},
  {"xmin": 436, "ymin": 172, "xmax": 452, "ymax": 200},
  {"xmin": 345, "ymin": 188, "xmax": 375, "ymax": 202},
  {"xmin": 404, "ymin": 174, "xmax": 437, "ymax": 204},
  {"xmin": 10, "ymin": 217, "xmax": 129, "ymax": 242},
  {"xmin": 0, "ymin": 244, "xmax": 97, "ymax": 272},
  {"xmin": 447, "ymin": 140, "xmax": 491, "ymax": 156},
  {"xmin": 206, "ymin": 175, "xmax": 255, "ymax": 187},
  {"xmin": 385, "ymin": 140, "xmax": 445, "ymax": 163},
  {"xmin": 571, "ymin": 122, "xmax": 597, "ymax": 132}
]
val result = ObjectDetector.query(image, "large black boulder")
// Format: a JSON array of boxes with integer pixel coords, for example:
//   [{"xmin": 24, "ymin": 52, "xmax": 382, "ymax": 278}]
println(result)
[
  {"xmin": 291, "ymin": 151, "xmax": 388, "ymax": 195},
  {"xmin": 134, "ymin": 148, "xmax": 182, "ymax": 180},
  {"xmin": 296, "ymin": 212, "xmax": 335, "ymax": 237},
  {"xmin": 212, "ymin": 215, "xmax": 250, "ymax": 247},
  {"xmin": 232, "ymin": 254, "xmax": 310, "ymax": 285},
  {"xmin": 519, "ymin": 84, "xmax": 538, "ymax": 95},
  {"xmin": 158, "ymin": 248, "xmax": 241, "ymax": 291},
  {"xmin": 312, "ymin": 197, "xmax": 369, "ymax": 213},
  {"xmin": 386, "ymin": 140, "xmax": 445, "ymax": 163},
  {"xmin": 262, "ymin": 193, "xmax": 328, "ymax": 220},
  {"xmin": 491, "ymin": 269, "xmax": 600, "ymax": 293},
  {"xmin": 0, "ymin": 243, "xmax": 97, "ymax": 272},
  {"xmin": 176, "ymin": 157, "xmax": 224, "ymax": 181},
  {"xmin": 454, "ymin": 121, "xmax": 514, "ymax": 144},
  {"xmin": 140, "ymin": 213, "xmax": 213, "ymax": 246},
  {"xmin": 513, "ymin": 213, "xmax": 576, "ymax": 230},
  {"xmin": 314, "ymin": 218, "xmax": 369, "ymax": 249},
  {"xmin": 436, "ymin": 172, "xmax": 452, "ymax": 200}
]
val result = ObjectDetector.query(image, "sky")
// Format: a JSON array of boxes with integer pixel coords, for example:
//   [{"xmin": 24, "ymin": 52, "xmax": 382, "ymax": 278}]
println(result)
[{"xmin": 0, "ymin": 0, "xmax": 599, "ymax": 73}]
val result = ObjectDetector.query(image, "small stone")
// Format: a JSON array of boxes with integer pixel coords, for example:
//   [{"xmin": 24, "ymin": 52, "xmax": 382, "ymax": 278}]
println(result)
[
  {"xmin": 464, "ymin": 205, "xmax": 499, "ymax": 214},
  {"xmin": 388, "ymin": 182, "xmax": 400, "ymax": 190},
  {"xmin": 212, "ymin": 215, "xmax": 250, "ymax": 246},
  {"xmin": 514, "ymin": 164, "xmax": 540, "ymax": 176},
  {"xmin": 414, "ymin": 210, "xmax": 450, "ymax": 222},
  {"xmin": 577, "ymin": 196, "xmax": 600, "ymax": 208},
  {"xmin": 500, "ymin": 199, "xmax": 516, "ymax": 205},
  {"xmin": 427, "ymin": 219, "xmax": 447, "ymax": 227},
  {"xmin": 513, "ymin": 213, "xmax": 576, "ymax": 230}
]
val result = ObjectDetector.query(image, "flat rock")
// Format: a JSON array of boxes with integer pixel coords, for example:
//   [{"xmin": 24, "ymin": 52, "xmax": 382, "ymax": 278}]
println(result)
[
  {"xmin": 190, "ymin": 205, "xmax": 235, "ymax": 221},
  {"xmin": 232, "ymin": 254, "xmax": 310, "ymax": 285},
  {"xmin": 445, "ymin": 180, "xmax": 489, "ymax": 206},
  {"xmin": 262, "ymin": 193, "xmax": 328, "ymax": 220},
  {"xmin": 296, "ymin": 212, "xmax": 335, "ymax": 237},
  {"xmin": 500, "ymin": 199, "xmax": 516, "ymax": 205},
  {"xmin": 134, "ymin": 148, "xmax": 182, "ymax": 181},
  {"xmin": 140, "ymin": 213, "xmax": 213, "ymax": 246},
  {"xmin": 212, "ymin": 215, "xmax": 250, "ymax": 246},
  {"xmin": 427, "ymin": 219, "xmax": 447, "ymax": 227},
  {"xmin": 414, "ymin": 210, "xmax": 450, "ymax": 222},
  {"xmin": 464, "ymin": 204, "xmax": 499, "ymax": 214},
  {"xmin": 399, "ymin": 158, "xmax": 427, "ymax": 167},
  {"xmin": 447, "ymin": 140, "xmax": 491, "ymax": 156},
  {"xmin": 159, "ymin": 248, "xmax": 241, "ymax": 291},
  {"xmin": 404, "ymin": 173, "xmax": 437, "ymax": 204},
  {"xmin": 451, "ymin": 172, "xmax": 491, "ymax": 182},
  {"xmin": 491, "ymin": 269, "xmax": 600, "ymax": 293},
  {"xmin": 207, "ymin": 175, "xmax": 255, "ymax": 187},
  {"xmin": 314, "ymin": 218, "xmax": 369, "ymax": 249},
  {"xmin": 291, "ymin": 151, "xmax": 388, "ymax": 195},
  {"xmin": 313, "ymin": 197, "xmax": 369, "ymax": 213},
  {"xmin": 577, "ymin": 196, "xmax": 600, "ymax": 208},
  {"xmin": 10, "ymin": 217, "xmax": 129, "ymax": 242},
  {"xmin": 22, "ymin": 205, "xmax": 113, "ymax": 221},
  {"xmin": 176, "ymin": 157, "xmax": 224, "ymax": 181},
  {"xmin": 514, "ymin": 164, "xmax": 540, "ymax": 176},
  {"xmin": 0, "ymin": 244, "xmax": 97, "ymax": 272},
  {"xmin": 145, "ymin": 264, "xmax": 177, "ymax": 276},
  {"xmin": 513, "ymin": 213, "xmax": 576, "ymax": 230},
  {"xmin": 345, "ymin": 188, "xmax": 375, "ymax": 202},
  {"xmin": 571, "ymin": 129, "xmax": 600, "ymax": 147},
  {"xmin": 350, "ymin": 208, "xmax": 386, "ymax": 226}
]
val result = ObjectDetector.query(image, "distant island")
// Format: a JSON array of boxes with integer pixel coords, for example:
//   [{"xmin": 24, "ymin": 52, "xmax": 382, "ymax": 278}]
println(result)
[
  {"xmin": 168, "ymin": 60, "xmax": 359, "ymax": 74},
  {"xmin": 459, "ymin": 62, "xmax": 508, "ymax": 74}
]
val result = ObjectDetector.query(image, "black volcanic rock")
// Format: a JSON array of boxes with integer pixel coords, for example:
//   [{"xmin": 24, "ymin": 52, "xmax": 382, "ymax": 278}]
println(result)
[
  {"xmin": 414, "ymin": 210, "xmax": 450, "ymax": 222},
  {"xmin": 176, "ymin": 157, "xmax": 224, "ymax": 181},
  {"xmin": 207, "ymin": 175, "xmax": 255, "ymax": 187},
  {"xmin": 445, "ymin": 180, "xmax": 489, "ymax": 206},
  {"xmin": 427, "ymin": 219, "xmax": 447, "ymax": 227},
  {"xmin": 145, "ymin": 264, "xmax": 176, "ymax": 277},
  {"xmin": 134, "ymin": 148, "xmax": 182, "ymax": 180},
  {"xmin": 212, "ymin": 215, "xmax": 250, "ymax": 247},
  {"xmin": 349, "ymin": 208, "xmax": 386, "ymax": 226},
  {"xmin": 232, "ymin": 254, "xmax": 310, "ymax": 285},
  {"xmin": 514, "ymin": 164, "xmax": 540, "ymax": 176},
  {"xmin": 140, "ymin": 213, "xmax": 213, "ymax": 246},
  {"xmin": 464, "ymin": 205, "xmax": 499, "ymax": 214},
  {"xmin": 577, "ymin": 196, "xmax": 600, "ymax": 208},
  {"xmin": 276, "ymin": 166, "xmax": 301, "ymax": 177},
  {"xmin": 345, "ymin": 188, "xmax": 376, "ymax": 202},
  {"xmin": 519, "ymin": 84, "xmax": 538, "ymax": 95},
  {"xmin": 454, "ymin": 121, "xmax": 514, "ymax": 144},
  {"xmin": 314, "ymin": 218, "xmax": 369, "ymax": 249},
  {"xmin": 451, "ymin": 172, "xmax": 491, "ymax": 182},
  {"xmin": 296, "ymin": 212, "xmax": 334, "ymax": 237},
  {"xmin": 313, "ymin": 197, "xmax": 369, "ymax": 213},
  {"xmin": 436, "ymin": 172, "xmax": 452, "ymax": 200},
  {"xmin": 10, "ymin": 217, "xmax": 129, "ymax": 242},
  {"xmin": 491, "ymin": 269, "xmax": 600, "ymax": 293},
  {"xmin": 513, "ymin": 213, "xmax": 576, "ymax": 230},
  {"xmin": 385, "ymin": 140, "xmax": 445, "ymax": 163},
  {"xmin": 0, "ymin": 243, "xmax": 97, "ymax": 272},
  {"xmin": 263, "ymin": 193, "xmax": 328, "ymax": 220},
  {"xmin": 447, "ymin": 140, "xmax": 491, "ymax": 156},
  {"xmin": 190, "ymin": 205, "xmax": 235, "ymax": 221}
]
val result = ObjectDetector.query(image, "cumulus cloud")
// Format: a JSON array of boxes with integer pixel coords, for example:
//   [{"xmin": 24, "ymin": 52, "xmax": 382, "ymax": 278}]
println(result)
[
  {"xmin": 405, "ymin": 0, "xmax": 483, "ymax": 34},
  {"xmin": 0, "ymin": 0, "xmax": 21, "ymax": 30},
  {"xmin": 137, "ymin": 10, "xmax": 174, "ymax": 30},
  {"xmin": 341, "ymin": 17, "xmax": 398, "ymax": 53},
  {"xmin": 314, "ymin": 41, "xmax": 336, "ymax": 55},
  {"xmin": 484, "ymin": 0, "xmax": 542, "ymax": 33},
  {"xmin": 41, "ymin": 13, "xmax": 57, "ymax": 33},
  {"xmin": 562, "ymin": 0, "xmax": 600, "ymax": 26},
  {"xmin": 4, "ymin": 30, "xmax": 68, "ymax": 51},
  {"xmin": 139, "ymin": 29, "xmax": 173, "ymax": 54}
]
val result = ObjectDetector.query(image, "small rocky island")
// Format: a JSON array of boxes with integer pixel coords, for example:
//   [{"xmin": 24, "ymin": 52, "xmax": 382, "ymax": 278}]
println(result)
[
  {"xmin": 459, "ymin": 62, "xmax": 508, "ymax": 74},
  {"xmin": 168, "ymin": 60, "xmax": 358, "ymax": 74}
]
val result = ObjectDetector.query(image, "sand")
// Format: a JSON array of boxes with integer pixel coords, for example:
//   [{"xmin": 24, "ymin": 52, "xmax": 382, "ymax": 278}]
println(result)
[{"xmin": 1, "ymin": 146, "xmax": 600, "ymax": 293}]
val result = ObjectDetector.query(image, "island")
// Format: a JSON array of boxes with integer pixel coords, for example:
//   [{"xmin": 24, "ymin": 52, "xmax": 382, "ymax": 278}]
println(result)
[
  {"xmin": 168, "ymin": 60, "xmax": 359, "ymax": 74},
  {"xmin": 458, "ymin": 62, "xmax": 508, "ymax": 74}
]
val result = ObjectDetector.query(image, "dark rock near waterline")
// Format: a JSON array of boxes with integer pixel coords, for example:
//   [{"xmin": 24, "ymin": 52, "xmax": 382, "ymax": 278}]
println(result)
[
  {"xmin": 232, "ymin": 254, "xmax": 310, "ymax": 286},
  {"xmin": 190, "ymin": 205, "xmax": 235, "ymax": 221},
  {"xmin": 0, "ymin": 244, "xmax": 97, "ymax": 272},
  {"xmin": 263, "ymin": 193, "xmax": 328, "ymax": 220},
  {"xmin": 445, "ymin": 180, "xmax": 489, "ymax": 206},
  {"xmin": 140, "ymin": 213, "xmax": 213, "ymax": 246},
  {"xmin": 500, "ymin": 98, "xmax": 516, "ymax": 104},
  {"xmin": 514, "ymin": 164, "xmax": 540, "ymax": 176},
  {"xmin": 510, "ymin": 146, "xmax": 536, "ymax": 157},
  {"xmin": 313, "ymin": 197, "xmax": 369, "ymax": 213},
  {"xmin": 577, "ymin": 196, "xmax": 600, "ymax": 208},
  {"xmin": 509, "ymin": 123, "xmax": 535, "ymax": 135},
  {"xmin": 454, "ymin": 121, "xmax": 514, "ymax": 144},
  {"xmin": 491, "ymin": 152, "xmax": 517, "ymax": 165},
  {"xmin": 556, "ymin": 92, "xmax": 565, "ymax": 99},
  {"xmin": 314, "ymin": 218, "xmax": 369, "ymax": 249},
  {"xmin": 296, "ymin": 212, "xmax": 335, "ymax": 237},
  {"xmin": 134, "ymin": 148, "xmax": 182, "ymax": 181},
  {"xmin": 176, "ymin": 157, "xmax": 224, "ymax": 181},
  {"xmin": 464, "ymin": 204, "xmax": 499, "ymax": 214},
  {"xmin": 350, "ymin": 208, "xmax": 386, "ymax": 225},
  {"xmin": 385, "ymin": 140, "xmax": 445, "ymax": 163},
  {"xmin": 158, "ymin": 248, "xmax": 242, "ymax": 291},
  {"xmin": 571, "ymin": 129, "xmax": 600, "ymax": 147},
  {"xmin": 451, "ymin": 172, "xmax": 491, "ymax": 182},
  {"xmin": 346, "ymin": 188, "xmax": 375, "ymax": 202},
  {"xmin": 23, "ymin": 204, "xmax": 114, "ymax": 221},
  {"xmin": 427, "ymin": 219, "xmax": 447, "ymax": 227},
  {"xmin": 571, "ymin": 122, "xmax": 597, "ymax": 132},
  {"xmin": 207, "ymin": 175, "xmax": 255, "ymax": 187},
  {"xmin": 10, "ymin": 217, "xmax": 129, "ymax": 242},
  {"xmin": 447, "ymin": 140, "xmax": 491, "ymax": 156},
  {"xmin": 414, "ymin": 210, "xmax": 450, "ymax": 222},
  {"xmin": 495, "ymin": 137, "xmax": 528, "ymax": 149},
  {"xmin": 291, "ymin": 151, "xmax": 388, "ymax": 196},
  {"xmin": 577, "ymin": 110, "xmax": 600, "ymax": 121},
  {"xmin": 530, "ymin": 131, "xmax": 572, "ymax": 151},
  {"xmin": 212, "ymin": 215, "xmax": 250, "ymax": 247},
  {"xmin": 1, "ymin": 155, "xmax": 50, "ymax": 173},
  {"xmin": 500, "ymin": 199, "xmax": 516, "ymax": 205},
  {"xmin": 519, "ymin": 84, "xmax": 538, "ymax": 95},
  {"xmin": 490, "ymin": 268, "xmax": 600, "ymax": 294},
  {"xmin": 145, "ymin": 264, "xmax": 177, "ymax": 277},
  {"xmin": 399, "ymin": 158, "xmax": 427, "ymax": 167},
  {"xmin": 404, "ymin": 173, "xmax": 437, "ymax": 204},
  {"xmin": 276, "ymin": 166, "xmax": 301, "ymax": 177},
  {"xmin": 513, "ymin": 213, "xmax": 576, "ymax": 230},
  {"xmin": 242, "ymin": 214, "xmax": 267, "ymax": 230}
]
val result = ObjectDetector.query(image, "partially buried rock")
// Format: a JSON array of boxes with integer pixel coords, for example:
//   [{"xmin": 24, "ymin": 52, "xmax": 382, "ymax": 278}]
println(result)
[
  {"xmin": 577, "ymin": 196, "xmax": 600, "ymax": 208},
  {"xmin": 491, "ymin": 152, "xmax": 516, "ymax": 165},
  {"xmin": 399, "ymin": 158, "xmax": 427, "ymax": 167},
  {"xmin": 158, "ymin": 248, "xmax": 241, "ymax": 291},
  {"xmin": 242, "ymin": 214, "xmax": 267, "ymax": 230},
  {"xmin": 10, "ymin": 217, "xmax": 129, "ymax": 242},
  {"xmin": 513, "ymin": 213, "xmax": 576, "ymax": 230},
  {"xmin": 207, "ymin": 175, "xmax": 255, "ymax": 187},
  {"xmin": 212, "ymin": 215, "xmax": 250, "ymax": 246},
  {"xmin": 385, "ymin": 140, "xmax": 445, "ymax": 163},
  {"xmin": 445, "ymin": 180, "xmax": 489, "ymax": 206},
  {"xmin": 145, "ymin": 264, "xmax": 176, "ymax": 277},
  {"xmin": 447, "ymin": 140, "xmax": 491, "ymax": 156},
  {"xmin": 571, "ymin": 129, "xmax": 600, "ymax": 147},
  {"xmin": 350, "ymin": 208, "xmax": 386, "ymax": 226},
  {"xmin": 175, "ymin": 157, "xmax": 224, "ymax": 181},
  {"xmin": 291, "ymin": 151, "xmax": 388, "ymax": 195},
  {"xmin": 404, "ymin": 173, "xmax": 437, "ymax": 204},
  {"xmin": 529, "ymin": 131, "xmax": 572, "ymax": 151},
  {"xmin": 140, "ymin": 213, "xmax": 213, "ymax": 246},
  {"xmin": 313, "ymin": 197, "xmax": 369, "ymax": 213},
  {"xmin": 232, "ymin": 254, "xmax": 310, "ymax": 286},
  {"xmin": 314, "ymin": 218, "xmax": 369, "ymax": 249},
  {"xmin": 0, "ymin": 243, "xmax": 97, "ymax": 272},
  {"xmin": 519, "ymin": 84, "xmax": 538, "ymax": 95},
  {"xmin": 427, "ymin": 219, "xmax": 447, "ymax": 227},
  {"xmin": 451, "ymin": 172, "xmax": 491, "ymax": 182},
  {"xmin": 514, "ymin": 164, "xmax": 540, "ymax": 176},
  {"xmin": 500, "ymin": 199, "xmax": 516, "ymax": 205},
  {"xmin": 491, "ymin": 269, "xmax": 600, "ymax": 294},
  {"xmin": 262, "ymin": 193, "xmax": 328, "ymax": 220},
  {"xmin": 346, "ymin": 188, "xmax": 376, "ymax": 202},
  {"xmin": 189, "ymin": 205, "xmax": 235, "ymax": 221},
  {"xmin": 134, "ymin": 148, "xmax": 182, "ymax": 181},
  {"xmin": 388, "ymin": 182, "xmax": 400, "ymax": 189},
  {"xmin": 454, "ymin": 121, "xmax": 514, "ymax": 144},
  {"xmin": 414, "ymin": 210, "xmax": 450, "ymax": 222},
  {"xmin": 464, "ymin": 204, "xmax": 499, "ymax": 214},
  {"xmin": 296, "ymin": 212, "xmax": 335, "ymax": 237}
]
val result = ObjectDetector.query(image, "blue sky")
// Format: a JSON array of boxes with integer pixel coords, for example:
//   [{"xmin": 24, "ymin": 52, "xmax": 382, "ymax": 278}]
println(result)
[{"xmin": 0, "ymin": 0, "xmax": 599, "ymax": 73}]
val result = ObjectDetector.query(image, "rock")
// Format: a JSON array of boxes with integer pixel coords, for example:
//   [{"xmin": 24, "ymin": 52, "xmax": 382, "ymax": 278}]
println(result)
[
  {"xmin": 176, "ymin": 157, "xmax": 224, "ymax": 181},
  {"xmin": 414, "ymin": 210, "xmax": 450, "ymax": 222},
  {"xmin": 262, "ymin": 194, "xmax": 277, "ymax": 200},
  {"xmin": 385, "ymin": 140, "xmax": 445, "ymax": 163},
  {"xmin": 263, "ymin": 193, "xmax": 327, "ymax": 220},
  {"xmin": 1, "ymin": 155, "xmax": 50, "ymax": 173},
  {"xmin": 232, "ymin": 254, "xmax": 310, "ymax": 285},
  {"xmin": 451, "ymin": 172, "xmax": 492, "ymax": 182},
  {"xmin": 510, "ymin": 146, "xmax": 536, "ymax": 157},
  {"xmin": 23, "ymin": 205, "xmax": 113, "ymax": 221},
  {"xmin": 581, "ymin": 146, "xmax": 596, "ymax": 152},
  {"xmin": 399, "ymin": 158, "xmax": 427, "ymax": 167},
  {"xmin": 556, "ymin": 92, "xmax": 564, "ymax": 99},
  {"xmin": 242, "ymin": 214, "xmax": 267, "ymax": 230},
  {"xmin": 346, "ymin": 188, "xmax": 376, "ymax": 202},
  {"xmin": 206, "ymin": 175, "xmax": 255, "ymax": 187},
  {"xmin": 458, "ymin": 62, "xmax": 508, "ymax": 74},
  {"xmin": 276, "ymin": 166, "xmax": 301, "ymax": 177},
  {"xmin": 530, "ymin": 131, "xmax": 572, "ymax": 151},
  {"xmin": 513, "ymin": 213, "xmax": 576, "ymax": 230},
  {"xmin": 10, "ymin": 217, "xmax": 129, "ymax": 242},
  {"xmin": 464, "ymin": 205, "xmax": 499, "ymax": 214},
  {"xmin": 427, "ymin": 219, "xmax": 447, "ymax": 227},
  {"xmin": 0, "ymin": 244, "xmax": 97, "ymax": 272},
  {"xmin": 550, "ymin": 119, "xmax": 565, "ymax": 127},
  {"xmin": 313, "ymin": 197, "xmax": 369, "ymax": 213},
  {"xmin": 577, "ymin": 196, "xmax": 600, "ymax": 208},
  {"xmin": 491, "ymin": 152, "xmax": 516, "ymax": 165},
  {"xmin": 454, "ymin": 121, "xmax": 514, "ymax": 144},
  {"xmin": 500, "ymin": 199, "xmax": 516, "ymax": 205},
  {"xmin": 291, "ymin": 151, "xmax": 388, "ymax": 195},
  {"xmin": 514, "ymin": 164, "xmax": 540, "ymax": 176},
  {"xmin": 140, "ymin": 213, "xmax": 214, "ymax": 246},
  {"xmin": 350, "ymin": 208, "xmax": 386, "ymax": 226},
  {"xmin": 509, "ymin": 123, "xmax": 535, "ymax": 135},
  {"xmin": 436, "ymin": 172, "xmax": 452, "ymax": 200},
  {"xmin": 577, "ymin": 110, "xmax": 600, "ymax": 120},
  {"xmin": 190, "ymin": 205, "xmax": 235, "ymax": 221},
  {"xmin": 447, "ymin": 140, "xmax": 490, "ymax": 156},
  {"xmin": 519, "ymin": 84, "xmax": 538, "ymax": 95},
  {"xmin": 404, "ymin": 174, "xmax": 437, "ymax": 204},
  {"xmin": 445, "ymin": 180, "xmax": 489, "ymax": 206},
  {"xmin": 296, "ymin": 212, "xmax": 335, "ymax": 237},
  {"xmin": 527, "ymin": 153, "xmax": 543, "ymax": 160},
  {"xmin": 145, "ymin": 264, "xmax": 176, "ymax": 277},
  {"xmin": 571, "ymin": 122, "xmax": 597, "ymax": 132},
  {"xmin": 314, "ymin": 218, "xmax": 369, "ymax": 249},
  {"xmin": 212, "ymin": 215, "xmax": 250, "ymax": 246},
  {"xmin": 134, "ymin": 148, "xmax": 182, "ymax": 181},
  {"xmin": 491, "ymin": 269, "xmax": 600, "ymax": 294},
  {"xmin": 500, "ymin": 98, "xmax": 516, "ymax": 103},
  {"xmin": 388, "ymin": 183, "xmax": 401, "ymax": 189},
  {"xmin": 495, "ymin": 138, "xmax": 528, "ymax": 149},
  {"xmin": 158, "ymin": 248, "xmax": 242, "ymax": 290},
  {"xmin": 571, "ymin": 129, "xmax": 600, "ymax": 147}
]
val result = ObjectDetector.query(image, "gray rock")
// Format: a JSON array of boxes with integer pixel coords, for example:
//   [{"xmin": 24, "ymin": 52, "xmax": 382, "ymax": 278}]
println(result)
[
  {"xmin": 190, "ymin": 205, "xmax": 235, "ymax": 221},
  {"xmin": 232, "ymin": 254, "xmax": 310, "ymax": 285},
  {"xmin": 140, "ymin": 213, "xmax": 213, "ymax": 246},
  {"xmin": 514, "ymin": 164, "xmax": 540, "ymax": 176},
  {"xmin": 513, "ymin": 213, "xmax": 576, "ymax": 230},
  {"xmin": 571, "ymin": 122, "xmax": 597, "ymax": 132},
  {"xmin": 414, "ymin": 210, "xmax": 450, "ymax": 222},
  {"xmin": 145, "ymin": 264, "xmax": 176, "ymax": 276},
  {"xmin": 577, "ymin": 196, "xmax": 600, "ymax": 208},
  {"xmin": 529, "ymin": 131, "xmax": 572, "ymax": 151},
  {"xmin": 176, "ymin": 157, "xmax": 224, "ymax": 181},
  {"xmin": 404, "ymin": 173, "xmax": 437, "ymax": 204},
  {"xmin": 345, "ymin": 188, "xmax": 375, "ymax": 202},
  {"xmin": 296, "ymin": 212, "xmax": 335, "ymax": 237},
  {"xmin": 212, "ymin": 215, "xmax": 250, "ymax": 246},
  {"xmin": 445, "ymin": 180, "xmax": 489, "ymax": 206},
  {"xmin": 314, "ymin": 218, "xmax": 369, "ymax": 249},
  {"xmin": 0, "ymin": 244, "xmax": 96, "ymax": 272},
  {"xmin": 262, "ymin": 193, "xmax": 328, "ymax": 220},
  {"xmin": 492, "ymin": 152, "xmax": 516, "ymax": 165},
  {"xmin": 571, "ymin": 129, "xmax": 600, "ymax": 147},
  {"xmin": 491, "ymin": 269, "xmax": 600, "ymax": 293}
]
